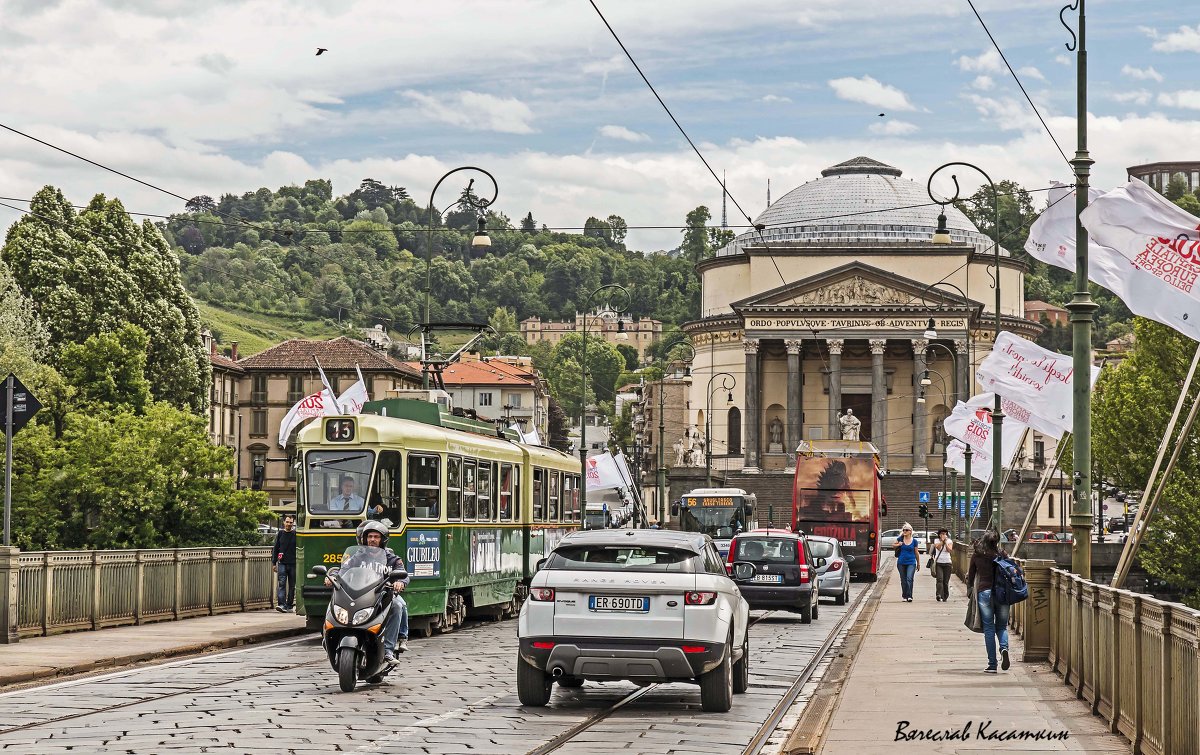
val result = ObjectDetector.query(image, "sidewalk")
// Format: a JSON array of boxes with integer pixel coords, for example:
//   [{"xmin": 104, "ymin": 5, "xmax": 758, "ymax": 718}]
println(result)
[
  {"xmin": 0, "ymin": 610, "xmax": 309, "ymax": 687},
  {"xmin": 815, "ymin": 567, "xmax": 1131, "ymax": 753}
]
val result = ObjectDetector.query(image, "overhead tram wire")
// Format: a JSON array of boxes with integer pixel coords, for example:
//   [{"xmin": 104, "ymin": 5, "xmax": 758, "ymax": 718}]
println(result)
[{"xmin": 965, "ymin": 0, "xmax": 1071, "ymax": 167}]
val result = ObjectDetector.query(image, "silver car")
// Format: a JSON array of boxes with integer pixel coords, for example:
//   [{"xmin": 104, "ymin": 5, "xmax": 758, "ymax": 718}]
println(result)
[
  {"xmin": 880, "ymin": 528, "xmax": 902, "ymax": 549},
  {"xmin": 804, "ymin": 535, "xmax": 853, "ymax": 606}
]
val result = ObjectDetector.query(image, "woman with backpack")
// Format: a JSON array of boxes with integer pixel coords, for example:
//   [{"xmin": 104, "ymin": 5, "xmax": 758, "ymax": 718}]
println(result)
[
  {"xmin": 967, "ymin": 529, "xmax": 1010, "ymax": 673},
  {"xmin": 893, "ymin": 522, "xmax": 920, "ymax": 602}
]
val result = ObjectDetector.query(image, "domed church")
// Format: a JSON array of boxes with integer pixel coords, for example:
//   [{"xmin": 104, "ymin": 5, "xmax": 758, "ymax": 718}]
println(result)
[{"xmin": 678, "ymin": 157, "xmax": 1041, "ymax": 523}]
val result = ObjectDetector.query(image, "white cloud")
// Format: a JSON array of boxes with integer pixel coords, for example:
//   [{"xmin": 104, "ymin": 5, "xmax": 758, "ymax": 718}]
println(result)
[
  {"xmin": 761, "ymin": 94, "xmax": 792, "ymax": 104},
  {"xmin": 1054, "ymin": 54, "xmax": 1072, "ymax": 66},
  {"xmin": 402, "ymin": 90, "xmax": 536, "ymax": 134},
  {"xmin": 1122, "ymin": 65, "xmax": 1164, "ymax": 82},
  {"xmin": 971, "ymin": 75, "xmax": 994, "ymax": 91},
  {"xmin": 956, "ymin": 49, "xmax": 1002, "ymax": 73},
  {"xmin": 1112, "ymin": 90, "xmax": 1152, "ymax": 106},
  {"xmin": 868, "ymin": 119, "xmax": 919, "ymax": 136},
  {"xmin": 1017, "ymin": 66, "xmax": 1045, "ymax": 81},
  {"xmin": 828, "ymin": 75, "xmax": 917, "ymax": 111},
  {"xmin": 1157, "ymin": 90, "xmax": 1200, "ymax": 110},
  {"xmin": 1153, "ymin": 24, "xmax": 1200, "ymax": 53},
  {"xmin": 598, "ymin": 125, "xmax": 650, "ymax": 142}
]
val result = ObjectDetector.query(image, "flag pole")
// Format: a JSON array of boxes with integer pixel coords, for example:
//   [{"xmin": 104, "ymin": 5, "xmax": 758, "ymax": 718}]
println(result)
[
  {"xmin": 312, "ymin": 356, "xmax": 343, "ymax": 413},
  {"xmin": 1112, "ymin": 342, "xmax": 1200, "ymax": 587}
]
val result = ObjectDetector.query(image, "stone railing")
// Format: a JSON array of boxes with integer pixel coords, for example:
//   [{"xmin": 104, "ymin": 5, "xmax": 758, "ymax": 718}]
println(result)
[
  {"xmin": 1006, "ymin": 561, "xmax": 1200, "ymax": 755},
  {"xmin": 0, "ymin": 547, "xmax": 276, "ymax": 643}
]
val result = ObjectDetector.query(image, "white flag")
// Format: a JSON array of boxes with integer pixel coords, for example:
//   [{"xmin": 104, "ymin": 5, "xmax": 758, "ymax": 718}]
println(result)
[
  {"xmin": 278, "ymin": 388, "xmax": 338, "ymax": 448},
  {"xmin": 977, "ymin": 332, "xmax": 1099, "ymax": 432},
  {"xmin": 525, "ymin": 427, "xmax": 542, "ymax": 446},
  {"xmin": 336, "ymin": 380, "xmax": 369, "ymax": 415},
  {"xmin": 1025, "ymin": 182, "xmax": 1107, "ymax": 273},
  {"xmin": 943, "ymin": 401, "xmax": 1025, "ymax": 486},
  {"xmin": 585, "ymin": 452, "xmax": 627, "ymax": 492}
]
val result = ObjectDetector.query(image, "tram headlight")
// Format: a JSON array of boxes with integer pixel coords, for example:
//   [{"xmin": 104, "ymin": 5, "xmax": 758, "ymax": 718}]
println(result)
[
  {"xmin": 352, "ymin": 607, "xmax": 374, "ymax": 625},
  {"xmin": 333, "ymin": 606, "xmax": 350, "ymax": 624}
]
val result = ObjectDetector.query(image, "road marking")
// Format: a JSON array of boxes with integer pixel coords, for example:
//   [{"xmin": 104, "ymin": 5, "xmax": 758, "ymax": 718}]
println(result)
[{"xmin": 357, "ymin": 692, "xmax": 507, "ymax": 752}]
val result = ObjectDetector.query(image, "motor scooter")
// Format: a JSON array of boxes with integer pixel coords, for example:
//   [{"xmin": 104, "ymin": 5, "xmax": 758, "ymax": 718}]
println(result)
[{"xmin": 309, "ymin": 545, "xmax": 408, "ymax": 692}]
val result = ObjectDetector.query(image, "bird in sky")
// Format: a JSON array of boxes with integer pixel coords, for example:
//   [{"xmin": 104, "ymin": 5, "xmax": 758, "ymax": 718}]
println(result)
[
  {"xmin": 316, "ymin": 48, "xmax": 328, "ymax": 56},
  {"xmin": 878, "ymin": 113, "xmax": 886, "ymax": 117}
]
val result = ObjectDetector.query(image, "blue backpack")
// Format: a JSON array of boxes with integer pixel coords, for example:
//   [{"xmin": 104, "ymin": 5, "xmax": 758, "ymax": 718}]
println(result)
[{"xmin": 992, "ymin": 555, "xmax": 1028, "ymax": 605}]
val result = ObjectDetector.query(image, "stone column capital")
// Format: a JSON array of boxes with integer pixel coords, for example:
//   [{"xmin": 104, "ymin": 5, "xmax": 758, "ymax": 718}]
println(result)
[
  {"xmin": 743, "ymin": 338, "xmax": 760, "ymax": 354},
  {"xmin": 955, "ymin": 338, "xmax": 969, "ymax": 354},
  {"xmin": 868, "ymin": 338, "xmax": 887, "ymax": 355},
  {"xmin": 827, "ymin": 339, "xmax": 844, "ymax": 355},
  {"xmin": 911, "ymin": 338, "xmax": 930, "ymax": 353},
  {"xmin": 785, "ymin": 339, "xmax": 803, "ymax": 354}
]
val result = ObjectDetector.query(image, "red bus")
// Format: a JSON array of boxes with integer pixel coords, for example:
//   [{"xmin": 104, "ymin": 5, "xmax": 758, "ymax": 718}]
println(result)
[{"xmin": 791, "ymin": 440, "xmax": 886, "ymax": 582}]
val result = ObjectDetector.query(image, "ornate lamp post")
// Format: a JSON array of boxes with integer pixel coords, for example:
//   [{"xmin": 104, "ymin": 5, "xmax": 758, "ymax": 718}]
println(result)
[
  {"xmin": 928, "ymin": 163, "xmax": 1003, "ymax": 534},
  {"xmin": 706, "ymin": 373, "xmax": 736, "ymax": 487},
  {"xmin": 423, "ymin": 167, "xmax": 498, "ymax": 388},
  {"xmin": 578, "ymin": 284, "xmax": 629, "ymax": 514}
]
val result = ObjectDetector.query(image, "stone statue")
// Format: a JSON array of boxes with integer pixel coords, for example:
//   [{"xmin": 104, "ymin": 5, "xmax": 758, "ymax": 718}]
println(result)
[
  {"xmin": 693, "ymin": 432, "xmax": 706, "ymax": 465},
  {"xmin": 839, "ymin": 409, "xmax": 861, "ymax": 441},
  {"xmin": 673, "ymin": 439, "xmax": 685, "ymax": 467},
  {"xmin": 768, "ymin": 417, "xmax": 784, "ymax": 446}
]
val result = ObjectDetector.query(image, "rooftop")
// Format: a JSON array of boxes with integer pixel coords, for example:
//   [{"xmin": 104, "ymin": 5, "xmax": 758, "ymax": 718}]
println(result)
[{"xmin": 237, "ymin": 336, "xmax": 420, "ymax": 377}]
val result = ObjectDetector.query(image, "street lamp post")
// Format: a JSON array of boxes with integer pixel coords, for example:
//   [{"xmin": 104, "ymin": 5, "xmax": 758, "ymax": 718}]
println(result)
[
  {"xmin": 706, "ymin": 373, "xmax": 736, "ymax": 487},
  {"xmin": 579, "ymin": 284, "xmax": 629, "ymax": 516},
  {"xmin": 423, "ymin": 167, "xmax": 498, "ymax": 389},
  {"xmin": 928, "ymin": 163, "xmax": 1003, "ymax": 534},
  {"xmin": 654, "ymin": 339, "xmax": 695, "ymax": 525}
]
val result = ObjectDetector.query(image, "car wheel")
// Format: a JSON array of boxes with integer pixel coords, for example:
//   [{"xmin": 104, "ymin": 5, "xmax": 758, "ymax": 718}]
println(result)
[
  {"xmin": 699, "ymin": 639, "xmax": 734, "ymax": 712},
  {"xmin": 558, "ymin": 676, "xmax": 585, "ymax": 688},
  {"xmin": 799, "ymin": 601, "xmax": 813, "ymax": 624},
  {"xmin": 812, "ymin": 593, "xmax": 820, "ymax": 621},
  {"xmin": 516, "ymin": 656, "xmax": 553, "ymax": 706},
  {"xmin": 732, "ymin": 631, "xmax": 750, "ymax": 694},
  {"xmin": 836, "ymin": 581, "xmax": 848, "ymax": 606}
]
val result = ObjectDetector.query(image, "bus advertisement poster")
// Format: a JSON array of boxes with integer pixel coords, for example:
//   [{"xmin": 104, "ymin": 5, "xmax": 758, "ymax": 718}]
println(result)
[
  {"xmin": 794, "ymin": 457, "xmax": 874, "ymax": 522},
  {"xmin": 406, "ymin": 529, "xmax": 441, "ymax": 578},
  {"xmin": 471, "ymin": 529, "xmax": 501, "ymax": 574}
]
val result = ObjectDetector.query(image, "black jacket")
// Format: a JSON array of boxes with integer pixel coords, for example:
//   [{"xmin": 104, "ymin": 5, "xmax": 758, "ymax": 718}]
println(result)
[{"xmin": 273, "ymin": 529, "xmax": 297, "ymax": 566}]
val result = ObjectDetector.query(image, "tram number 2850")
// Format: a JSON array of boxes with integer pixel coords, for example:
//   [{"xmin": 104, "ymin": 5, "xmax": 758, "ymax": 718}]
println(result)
[
  {"xmin": 321, "ymin": 553, "xmax": 344, "ymax": 564},
  {"xmin": 325, "ymin": 418, "xmax": 355, "ymax": 442}
]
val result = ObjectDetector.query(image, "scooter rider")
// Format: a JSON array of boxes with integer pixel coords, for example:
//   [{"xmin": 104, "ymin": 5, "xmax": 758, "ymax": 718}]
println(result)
[{"xmin": 325, "ymin": 520, "xmax": 411, "ymax": 662}]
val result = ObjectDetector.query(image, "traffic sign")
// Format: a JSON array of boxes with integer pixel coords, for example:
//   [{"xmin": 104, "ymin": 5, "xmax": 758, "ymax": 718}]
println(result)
[
  {"xmin": 918, "ymin": 491, "xmax": 930, "ymax": 503},
  {"xmin": 1, "ymin": 374, "xmax": 41, "ymax": 437}
]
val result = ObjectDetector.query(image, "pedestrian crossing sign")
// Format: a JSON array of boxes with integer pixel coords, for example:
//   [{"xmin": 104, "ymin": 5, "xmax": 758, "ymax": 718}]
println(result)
[{"xmin": 918, "ymin": 491, "xmax": 930, "ymax": 503}]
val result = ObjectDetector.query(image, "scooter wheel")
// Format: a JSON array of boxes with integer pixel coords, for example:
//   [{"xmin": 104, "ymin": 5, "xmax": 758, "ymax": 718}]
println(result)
[{"xmin": 337, "ymin": 648, "xmax": 357, "ymax": 692}]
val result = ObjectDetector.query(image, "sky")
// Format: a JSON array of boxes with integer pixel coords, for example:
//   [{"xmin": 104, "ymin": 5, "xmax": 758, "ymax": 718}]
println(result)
[{"xmin": 0, "ymin": 0, "xmax": 1198, "ymax": 251}]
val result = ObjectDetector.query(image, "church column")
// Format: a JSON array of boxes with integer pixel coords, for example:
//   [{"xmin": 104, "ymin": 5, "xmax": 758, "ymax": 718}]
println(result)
[
  {"xmin": 912, "ymin": 338, "xmax": 929, "ymax": 474},
  {"xmin": 743, "ymin": 338, "xmax": 760, "ymax": 470},
  {"xmin": 955, "ymin": 339, "xmax": 970, "ymax": 403},
  {"xmin": 870, "ymin": 339, "xmax": 888, "ymax": 468},
  {"xmin": 827, "ymin": 339, "xmax": 844, "ymax": 439},
  {"xmin": 786, "ymin": 339, "xmax": 803, "ymax": 455}
]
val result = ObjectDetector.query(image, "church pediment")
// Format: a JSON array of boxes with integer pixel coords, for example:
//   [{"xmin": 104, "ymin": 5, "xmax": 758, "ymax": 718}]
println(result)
[{"xmin": 731, "ymin": 261, "xmax": 978, "ymax": 312}]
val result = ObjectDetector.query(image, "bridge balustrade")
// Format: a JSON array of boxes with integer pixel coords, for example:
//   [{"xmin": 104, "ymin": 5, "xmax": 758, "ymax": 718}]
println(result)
[{"xmin": 0, "ymin": 547, "xmax": 276, "ymax": 642}]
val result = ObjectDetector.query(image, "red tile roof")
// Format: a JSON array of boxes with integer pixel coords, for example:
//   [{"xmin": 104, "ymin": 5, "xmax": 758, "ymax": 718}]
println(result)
[
  {"xmin": 402, "ymin": 358, "xmax": 536, "ymax": 387},
  {"xmin": 210, "ymin": 353, "xmax": 244, "ymax": 373},
  {"xmin": 238, "ymin": 337, "xmax": 421, "ymax": 378}
]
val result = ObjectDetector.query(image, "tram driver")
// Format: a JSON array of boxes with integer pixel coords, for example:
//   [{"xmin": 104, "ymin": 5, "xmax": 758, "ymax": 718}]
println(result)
[{"xmin": 325, "ymin": 521, "xmax": 410, "ymax": 662}]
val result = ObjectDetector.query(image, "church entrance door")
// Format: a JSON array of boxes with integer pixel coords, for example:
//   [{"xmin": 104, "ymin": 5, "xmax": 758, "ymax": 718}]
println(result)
[{"xmin": 843, "ymin": 394, "xmax": 873, "ymax": 444}]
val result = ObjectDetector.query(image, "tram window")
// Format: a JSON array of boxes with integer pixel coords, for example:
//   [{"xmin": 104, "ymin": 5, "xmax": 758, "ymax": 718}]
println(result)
[
  {"xmin": 512, "ymin": 466, "xmax": 521, "ymax": 522},
  {"xmin": 499, "ymin": 463, "xmax": 514, "ymax": 521},
  {"xmin": 407, "ymin": 454, "xmax": 441, "ymax": 521},
  {"xmin": 562, "ymin": 475, "xmax": 576, "ymax": 522},
  {"xmin": 548, "ymin": 471, "xmax": 560, "ymax": 521},
  {"xmin": 305, "ymin": 450, "xmax": 374, "ymax": 517},
  {"xmin": 463, "ymin": 460, "xmax": 477, "ymax": 521},
  {"xmin": 533, "ymin": 469, "xmax": 545, "ymax": 522},
  {"xmin": 369, "ymin": 451, "xmax": 402, "ymax": 524},
  {"xmin": 478, "ymin": 463, "xmax": 494, "ymax": 521},
  {"xmin": 447, "ymin": 456, "xmax": 462, "ymax": 521}
]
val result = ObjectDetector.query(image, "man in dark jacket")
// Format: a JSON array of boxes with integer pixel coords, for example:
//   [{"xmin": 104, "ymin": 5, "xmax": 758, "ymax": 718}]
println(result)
[{"xmin": 273, "ymin": 515, "xmax": 297, "ymax": 612}]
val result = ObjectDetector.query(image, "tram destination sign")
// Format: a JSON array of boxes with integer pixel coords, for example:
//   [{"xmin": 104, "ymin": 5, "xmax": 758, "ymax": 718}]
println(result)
[{"xmin": 746, "ymin": 316, "xmax": 967, "ymax": 331}]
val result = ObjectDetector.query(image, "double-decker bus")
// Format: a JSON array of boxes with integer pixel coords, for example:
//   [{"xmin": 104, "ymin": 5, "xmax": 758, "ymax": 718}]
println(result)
[
  {"xmin": 792, "ymin": 440, "xmax": 886, "ymax": 581},
  {"xmin": 672, "ymin": 487, "xmax": 758, "ymax": 557}
]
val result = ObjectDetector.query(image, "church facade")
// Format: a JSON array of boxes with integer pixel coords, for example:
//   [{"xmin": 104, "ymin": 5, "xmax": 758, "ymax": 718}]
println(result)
[{"xmin": 681, "ymin": 157, "xmax": 1040, "ymax": 494}]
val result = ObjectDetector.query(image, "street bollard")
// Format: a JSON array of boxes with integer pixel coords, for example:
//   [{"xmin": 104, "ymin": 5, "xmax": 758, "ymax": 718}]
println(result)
[{"xmin": 0, "ymin": 547, "xmax": 18, "ymax": 643}]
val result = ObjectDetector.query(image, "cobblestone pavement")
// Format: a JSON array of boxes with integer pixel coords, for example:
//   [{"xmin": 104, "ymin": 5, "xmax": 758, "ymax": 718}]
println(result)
[{"xmin": 0, "ymin": 583, "xmax": 871, "ymax": 754}]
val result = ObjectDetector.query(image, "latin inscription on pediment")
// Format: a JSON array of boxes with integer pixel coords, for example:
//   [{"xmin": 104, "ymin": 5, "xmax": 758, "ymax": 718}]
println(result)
[{"xmin": 788, "ymin": 276, "xmax": 911, "ymax": 306}]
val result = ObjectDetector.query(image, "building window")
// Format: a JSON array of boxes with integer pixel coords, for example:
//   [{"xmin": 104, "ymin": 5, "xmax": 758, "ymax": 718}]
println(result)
[
  {"xmin": 479, "ymin": 392, "xmax": 493, "ymax": 407},
  {"xmin": 1048, "ymin": 493, "xmax": 1054, "ymax": 519},
  {"xmin": 252, "ymin": 374, "xmax": 268, "ymax": 405},
  {"xmin": 507, "ymin": 393, "xmax": 522, "ymax": 408},
  {"xmin": 251, "ymin": 410, "xmax": 267, "ymax": 437},
  {"xmin": 288, "ymin": 375, "xmax": 304, "ymax": 403},
  {"xmin": 727, "ymin": 406, "xmax": 742, "ymax": 455}
]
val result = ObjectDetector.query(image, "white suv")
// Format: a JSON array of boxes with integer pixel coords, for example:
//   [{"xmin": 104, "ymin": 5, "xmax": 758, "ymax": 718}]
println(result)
[{"xmin": 517, "ymin": 529, "xmax": 753, "ymax": 712}]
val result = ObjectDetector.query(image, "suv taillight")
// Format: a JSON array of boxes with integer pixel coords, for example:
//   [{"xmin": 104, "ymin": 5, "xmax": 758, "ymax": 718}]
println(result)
[
  {"xmin": 725, "ymin": 540, "xmax": 736, "ymax": 574},
  {"xmin": 798, "ymin": 542, "xmax": 810, "ymax": 584},
  {"xmin": 530, "ymin": 588, "xmax": 555, "ymax": 601},
  {"xmin": 685, "ymin": 591, "xmax": 717, "ymax": 605}
]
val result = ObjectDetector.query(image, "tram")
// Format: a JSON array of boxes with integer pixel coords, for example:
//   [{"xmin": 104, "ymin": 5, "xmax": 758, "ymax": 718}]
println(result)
[
  {"xmin": 294, "ymin": 394, "xmax": 582, "ymax": 634},
  {"xmin": 791, "ymin": 440, "xmax": 886, "ymax": 581}
]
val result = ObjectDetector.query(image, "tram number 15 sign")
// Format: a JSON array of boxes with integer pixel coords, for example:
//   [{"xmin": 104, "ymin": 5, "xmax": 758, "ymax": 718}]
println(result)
[{"xmin": 325, "ymin": 418, "xmax": 356, "ymax": 442}]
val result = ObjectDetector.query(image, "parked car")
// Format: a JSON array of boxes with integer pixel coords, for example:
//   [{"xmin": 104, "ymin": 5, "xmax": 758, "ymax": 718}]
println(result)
[
  {"xmin": 880, "ymin": 528, "xmax": 903, "ymax": 549},
  {"xmin": 1026, "ymin": 531, "xmax": 1057, "ymax": 542},
  {"xmin": 727, "ymin": 529, "xmax": 822, "ymax": 623},
  {"xmin": 803, "ymin": 535, "xmax": 853, "ymax": 605},
  {"xmin": 517, "ymin": 529, "xmax": 754, "ymax": 712},
  {"xmin": 1108, "ymin": 516, "xmax": 1128, "ymax": 533},
  {"xmin": 1054, "ymin": 531, "xmax": 1073, "ymax": 543}
]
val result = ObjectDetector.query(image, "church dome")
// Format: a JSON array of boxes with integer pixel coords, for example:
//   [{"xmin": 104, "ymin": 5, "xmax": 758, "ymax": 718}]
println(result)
[{"xmin": 718, "ymin": 156, "xmax": 997, "ymax": 256}]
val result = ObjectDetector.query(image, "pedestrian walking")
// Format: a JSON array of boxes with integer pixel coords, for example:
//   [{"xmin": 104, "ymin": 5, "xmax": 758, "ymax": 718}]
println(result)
[
  {"xmin": 966, "ymin": 529, "xmax": 1010, "ymax": 673},
  {"xmin": 273, "ymin": 514, "xmax": 297, "ymax": 612},
  {"xmin": 931, "ymin": 528, "xmax": 953, "ymax": 601},
  {"xmin": 893, "ymin": 522, "xmax": 919, "ymax": 602}
]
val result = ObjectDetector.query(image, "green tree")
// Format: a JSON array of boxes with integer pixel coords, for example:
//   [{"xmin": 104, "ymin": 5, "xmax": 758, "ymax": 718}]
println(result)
[
  {"xmin": 520, "ymin": 212, "xmax": 537, "ymax": 233},
  {"xmin": 960, "ymin": 179, "xmax": 1036, "ymax": 256},
  {"xmin": 616, "ymin": 343, "xmax": 639, "ymax": 370},
  {"xmin": 59, "ymin": 325, "xmax": 153, "ymax": 414},
  {"xmin": 545, "ymin": 333, "xmax": 624, "ymax": 419},
  {"xmin": 584, "ymin": 216, "xmax": 613, "ymax": 245},
  {"xmin": 682, "ymin": 206, "xmax": 711, "ymax": 264},
  {"xmin": 606, "ymin": 215, "xmax": 628, "ymax": 247},
  {"xmin": 1165, "ymin": 173, "xmax": 1189, "ymax": 201}
]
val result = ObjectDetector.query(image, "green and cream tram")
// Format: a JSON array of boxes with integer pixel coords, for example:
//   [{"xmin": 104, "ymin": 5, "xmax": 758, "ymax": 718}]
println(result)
[{"xmin": 295, "ymin": 397, "xmax": 581, "ymax": 634}]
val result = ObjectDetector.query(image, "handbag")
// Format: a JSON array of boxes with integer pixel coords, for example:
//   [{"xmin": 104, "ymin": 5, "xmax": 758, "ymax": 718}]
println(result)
[{"xmin": 964, "ymin": 580, "xmax": 983, "ymax": 633}]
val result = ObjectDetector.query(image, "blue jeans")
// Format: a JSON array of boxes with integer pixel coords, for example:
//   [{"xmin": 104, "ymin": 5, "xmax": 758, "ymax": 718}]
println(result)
[
  {"xmin": 897, "ymin": 563, "xmax": 916, "ymax": 599},
  {"xmin": 275, "ymin": 564, "xmax": 295, "ymax": 609},
  {"xmin": 382, "ymin": 594, "xmax": 409, "ymax": 654},
  {"xmin": 978, "ymin": 588, "xmax": 1010, "ymax": 669}
]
